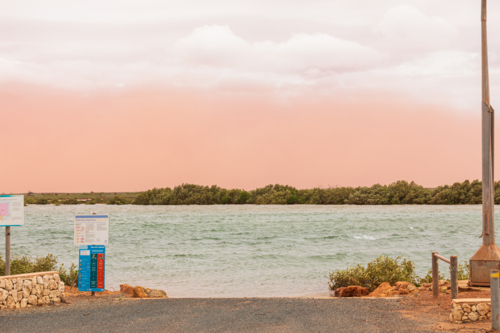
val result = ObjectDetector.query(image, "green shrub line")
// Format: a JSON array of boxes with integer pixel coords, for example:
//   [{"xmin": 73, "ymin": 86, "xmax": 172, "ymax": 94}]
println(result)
[
  {"xmin": 0, "ymin": 254, "xmax": 78, "ymax": 286},
  {"xmin": 21, "ymin": 179, "xmax": 500, "ymax": 206},
  {"xmin": 328, "ymin": 255, "xmax": 470, "ymax": 292}
]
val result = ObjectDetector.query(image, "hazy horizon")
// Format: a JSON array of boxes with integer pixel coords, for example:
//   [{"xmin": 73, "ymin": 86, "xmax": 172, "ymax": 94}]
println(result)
[{"xmin": 2, "ymin": 0, "xmax": 500, "ymax": 192}]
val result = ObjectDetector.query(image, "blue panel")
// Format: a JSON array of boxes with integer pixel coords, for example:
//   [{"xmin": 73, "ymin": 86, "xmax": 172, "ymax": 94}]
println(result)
[{"xmin": 78, "ymin": 245, "xmax": 105, "ymax": 292}]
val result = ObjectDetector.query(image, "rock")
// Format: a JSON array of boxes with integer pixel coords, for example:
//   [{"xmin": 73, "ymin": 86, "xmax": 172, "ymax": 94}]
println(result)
[
  {"xmin": 49, "ymin": 290, "xmax": 60, "ymax": 299},
  {"xmin": 120, "ymin": 284, "xmax": 135, "ymax": 295},
  {"xmin": 5, "ymin": 280, "xmax": 13, "ymax": 291},
  {"xmin": 334, "ymin": 286, "xmax": 370, "ymax": 297},
  {"xmin": 36, "ymin": 284, "xmax": 43, "ymax": 297},
  {"xmin": 42, "ymin": 296, "xmax": 50, "ymax": 304},
  {"xmin": 439, "ymin": 280, "xmax": 450, "ymax": 287},
  {"xmin": 49, "ymin": 280, "xmax": 58, "ymax": 290},
  {"xmin": 451, "ymin": 309, "xmax": 464, "ymax": 322},
  {"xmin": 471, "ymin": 306, "xmax": 477, "ymax": 312},
  {"xmin": 0, "ymin": 280, "xmax": 4, "ymax": 289},
  {"xmin": 59, "ymin": 282, "xmax": 65, "ymax": 293},
  {"xmin": 368, "ymin": 282, "xmax": 392, "ymax": 297},
  {"xmin": 477, "ymin": 303, "xmax": 490, "ymax": 316},
  {"xmin": 52, "ymin": 297, "xmax": 61, "ymax": 303},
  {"xmin": 22, "ymin": 287, "xmax": 31, "ymax": 298},
  {"xmin": 488, "ymin": 312, "xmax": 492, "ymax": 319},
  {"xmin": 133, "ymin": 286, "xmax": 148, "ymax": 298},
  {"xmin": 31, "ymin": 277, "xmax": 37, "ymax": 288},
  {"xmin": 38, "ymin": 298, "xmax": 44, "ymax": 306},
  {"xmin": 462, "ymin": 304, "xmax": 471, "ymax": 313},
  {"xmin": 15, "ymin": 302, "xmax": 20, "ymax": 309},
  {"xmin": 145, "ymin": 289, "xmax": 168, "ymax": 298},
  {"xmin": 11, "ymin": 289, "xmax": 18, "ymax": 303},
  {"xmin": 37, "ymin": 277, "xmax": 43, "ymax": 285},
  {"xmin": 17, "ymin": 279, "xmax": 23, "ymax": 291},
  {"xmin": 43, "ymin": 281, "xmax": 50, "ymax": 290},
  {"xmin": 27, "ymin": 295, "xmax": 37, "ymax": 305},
  {"xmin": 6, "ymin": 296, "xmax": 15, "ymax": 308},
  {"xmin": 479, "ymin": 316, "xmax": 486, "ymax": 321},
  {"xmin": 452, "ymin": 303, "xmax": 462, "ymax": 311},
  {"xmin": 422, "ymin": 283, "xmax": 432, "ymax": 287},
  {"xmin": 60, "ymin": 294, "xmax": 66, "ymax": 303},
  {"xmin": 20, "ymin": 298, "xmax": 27, "ymax": 308},
  {"xmin": 43, "ymin": 289, "xmax": 51, "ymax": 297},
  {"xmin": 462, "ymin": 315, "xmax": 468, "ymax": 321},
  {"xmin": 407, "ymin": 284, "xmax": 417, "ymax": 292},
  {"xmin": 53, "ymin": 274, "xmax": 60, "ymax": 283},
  {"xmin": 468, "ymin": 311, "xmax": 479, "ymax": 322},
  {"xmin": 0, "ymin": 288, "xmax": 9, "ymax": 302}
]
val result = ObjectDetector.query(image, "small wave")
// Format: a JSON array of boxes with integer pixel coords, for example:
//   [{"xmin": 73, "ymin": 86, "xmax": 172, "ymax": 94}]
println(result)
[{"xmin": 353, "ymin": 235, "xmax": 377, "ymax": 240}]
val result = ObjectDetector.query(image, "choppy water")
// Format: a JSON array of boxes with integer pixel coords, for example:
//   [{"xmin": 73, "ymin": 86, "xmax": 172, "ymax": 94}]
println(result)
[{"xmin": 0, "ymin": 205, "xmax": 488, "ymax": 297}]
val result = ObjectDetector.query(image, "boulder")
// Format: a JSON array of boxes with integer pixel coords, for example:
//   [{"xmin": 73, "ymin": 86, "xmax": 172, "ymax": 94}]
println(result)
[
  {"xmin": 37, "ymin": 276, "xmax": 43, "ymax": 285},
  {"xmin": 53, "ymin": 274, "xmax": 60, "ymax": 283},
  {"xmin": 0, "ymin": 280, "xmax": 5, "ymax": 289},
  {"xmin": 6, "ymin": 296, "xmax": 15, "ymax": 308},
  {"xmin": 451, "ymin": 308, "xmax": 464, "ymax": 322},
  {"xmin": 334, "ymin": 286, "xmax": 369, "ymax": 297},
  {"xmin": 462, "ymin": 304, "xmax": 471, "ymax": 313},
  {"xmin": 145, "ymin": 289, "xmax": 168, "ymax": 298},
  {"xmin": 27, "ymin": 295, "xmax": 37, "ymax": 305},
  {"xmin": 49, "ymin": 280, "xmax": 58, "ymax": 290},
  {"xmin": 407, "ymin": 284, "xmax": 417, "ymax": 292},
  {"xmin": 477, "ymin": 303, "xmax": 490, "ymax": 316},
  {"xmin": 0, "ymin": 288, "xmax": 9, "ymax": 302},
  {"xmin": 133, "ymin": 286, "xmax": 148, "ymax": 298},
  {"xmin": 11, "ymin": 289, "xmax": 18, "ymax": 303},
  {"xmin": 20, "ymin": 298, "xmax": 27, "ymax": 308},
  {"xmin": 120, "ymin": 284, "xmax": 135, "ymax": 295},
  {"xmin": 468, "ymin": 311, "xmax": 479, "ymax": 322},
  {"xmin": 368, "ymin": 282, "xmax": 391, "ymax": 297},
  {"xmin": 42, "ymin": 296, "xmax": 50, "ymax": 304},
  {"xmin": 5, "ymin": 280, "xmax": 13, "ymax": 291}
]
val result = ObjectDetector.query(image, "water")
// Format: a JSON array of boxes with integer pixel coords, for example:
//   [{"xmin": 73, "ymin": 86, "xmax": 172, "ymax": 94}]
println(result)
[{"xmin": 0, "ymin": 205, "xmax": 487, "ymax": 297}]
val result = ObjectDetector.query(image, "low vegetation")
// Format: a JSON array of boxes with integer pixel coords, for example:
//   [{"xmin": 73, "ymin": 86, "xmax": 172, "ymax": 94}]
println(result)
[
  {"xmin": 328, "ymin": 256, "xmax": 471, "ymax": 292},
  {"xmin": 17, "ymin": 179, "xmax": 500, "ymax": 205},
  {"xmin": 0, "ymin": 254, "xmax": 78, "ymax": 286}
]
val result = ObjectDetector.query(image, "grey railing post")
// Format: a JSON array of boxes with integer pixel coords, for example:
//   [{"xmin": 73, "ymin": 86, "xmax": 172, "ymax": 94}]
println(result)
[
  {"xmin": 432, "ymin": 252, "xmax": 439, "ymax": 299},
  {"xmin": 491, "ymin": 269, "xmax": 500, "ymax": 330},
  {"xmin": 450, "ymin": 256, "xmax": 458, "ymax": 300}
]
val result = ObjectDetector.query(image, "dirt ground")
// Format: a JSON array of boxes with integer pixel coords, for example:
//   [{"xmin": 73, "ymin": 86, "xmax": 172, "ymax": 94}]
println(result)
[{"xmin": 398, "ymin": 288, "xmax": 495, "ymax": 333}]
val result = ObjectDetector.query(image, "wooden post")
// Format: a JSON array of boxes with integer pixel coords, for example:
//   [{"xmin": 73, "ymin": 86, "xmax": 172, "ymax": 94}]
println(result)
[
  {"xmin": 432, "ymin": 252, "xmax": 439, "ymax": 299},
  {"xmin": 450, "ymin": 256, "xmax": 458, "ymax": 300},
  {"xmin": 5, "ymin": 226, "xmax": 10, "ymax": 276}
]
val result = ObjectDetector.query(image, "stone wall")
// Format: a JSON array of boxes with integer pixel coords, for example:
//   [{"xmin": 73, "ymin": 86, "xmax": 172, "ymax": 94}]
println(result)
[
  {"xmin": 450, "ymin": 298, "xmax": 491, "ymax": 323},
  {"xmin": 0, "ymin": 271, "xmax": 65, "ymax": 310}
]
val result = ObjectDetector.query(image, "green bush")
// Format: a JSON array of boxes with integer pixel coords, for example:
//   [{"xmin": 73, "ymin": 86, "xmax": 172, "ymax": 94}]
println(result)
[
  {"xmin": 0, "ymin": 253, "xmax": 78, "ymax": 286},
  {"xmin": 458, "ymin": 261, "xmax": 470, "ymax": 280},
  {"xmin": 328, "ymin": 255, "xmax": 419, "ymax": 292},
  {"xmin": 417, "ymin": 269, "xmax": 446, "ymax": 284},
  {"xmin": 108, "ymin": 195, "xmax": 130, "ymax": 205},
  {"xmin": 36, "ymin": 198, "xmax": 49, "ymax": 205}
]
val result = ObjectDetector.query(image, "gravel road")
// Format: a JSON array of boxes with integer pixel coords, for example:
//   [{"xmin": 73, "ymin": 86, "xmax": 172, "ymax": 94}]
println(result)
[{"xmin": 0, "ymin": 298, "xmax": 442, "ymax": 332}]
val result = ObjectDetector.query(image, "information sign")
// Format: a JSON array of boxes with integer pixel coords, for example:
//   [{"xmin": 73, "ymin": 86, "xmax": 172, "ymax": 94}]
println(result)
[
  {"xmin": 0, "ymin": 195, "xmax": 24, "ymax": 227},
  {"xmin": 74, "ymin": 215, "xmax": 109, "ymax": 245},
  {"xmin": 78, "ymin": 245, "xmax": 105, "ymax": 292}
]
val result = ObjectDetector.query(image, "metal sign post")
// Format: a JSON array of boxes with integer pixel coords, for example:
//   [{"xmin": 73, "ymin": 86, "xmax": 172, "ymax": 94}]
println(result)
[
  {"xmin": 469, "ymin": 0, "xmax": 500, "ymax": 286},
  {"xmin": 0, "ymin": 195, "xmax": 25, "ymax": 276}
]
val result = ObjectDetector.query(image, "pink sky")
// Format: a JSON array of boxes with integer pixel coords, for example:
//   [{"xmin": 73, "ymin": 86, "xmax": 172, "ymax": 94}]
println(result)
[{"xmin": 1, "ymin": 0, "xmax": 500, "ymax": 192}]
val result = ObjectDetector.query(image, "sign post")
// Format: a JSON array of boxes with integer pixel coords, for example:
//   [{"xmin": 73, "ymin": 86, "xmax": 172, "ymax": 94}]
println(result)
[
  {"xmin": 74, "ymin": 214, "xmax": 109, "ymax": 293},
  {"xmin": 0, "ymin": 195, "xmax": 25, "ymax": 276}
]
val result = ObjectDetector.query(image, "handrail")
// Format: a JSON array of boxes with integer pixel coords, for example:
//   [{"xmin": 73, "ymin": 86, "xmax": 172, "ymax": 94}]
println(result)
[{"xmin": 432, "ymin": 252, "xmax": 458, "ymax": 300}]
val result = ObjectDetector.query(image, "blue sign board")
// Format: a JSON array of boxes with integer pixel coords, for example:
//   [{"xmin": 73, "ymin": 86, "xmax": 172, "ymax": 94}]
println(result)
[{"xmin": 78, "ymin": 245, "xmax": 105, "ymax": 292}]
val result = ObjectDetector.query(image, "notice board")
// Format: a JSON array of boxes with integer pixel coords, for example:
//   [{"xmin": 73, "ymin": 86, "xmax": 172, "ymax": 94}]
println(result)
[
  {"xmin": 74, "ymin": 214, "xmax": 109, "ymax": 245},
  {"xmin": 78, "ymin": 245, "xmax": 105, "ymax": 292},
  {"xmin": 0, "ymin": 195, "xmax": 24, "ymax": 226}
]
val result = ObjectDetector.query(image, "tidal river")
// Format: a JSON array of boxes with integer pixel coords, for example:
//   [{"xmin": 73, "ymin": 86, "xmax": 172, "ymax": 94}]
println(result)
[{"xmin": 0, "ymin": 205, "xmax": 486, "ymax": 297}]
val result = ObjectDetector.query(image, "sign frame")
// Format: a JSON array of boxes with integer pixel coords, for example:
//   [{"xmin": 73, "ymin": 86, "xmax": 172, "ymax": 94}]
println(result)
[{"xmin": 74, "ymin": 214, "xmax": 109, "ymax": 246}]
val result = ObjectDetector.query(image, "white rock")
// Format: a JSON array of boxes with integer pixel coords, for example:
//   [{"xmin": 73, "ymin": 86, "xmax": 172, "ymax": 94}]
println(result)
[
  {"xmin": 11, "ymin": 289, "xmax": 18, "ymax": 303},
  {"xmin": 43, "ymin": 289, "xmax": 51, "ymax": 296},
  {"xmin": 43, "ymin": 275, "xmax": 50, "ymax": 282},
  {"xmin": 451, "ymin": 309, "xmax": 464, "ymax": 322},
  {"xmin": 0, "ymin": 280, "xmax": 4, "ymax": 288},
  {"xmin": 42, "ymin": 296, "xmax": 50, "ymax": 304},
  {"xmin": 35, "ymin": 284, "xmax": 43, "ymax": 297},
  {"xmin": 53, "ymin": 274, "xmax": 60, "ymax": 283},
  {"xmin": 37, "ymin": 298, "xmax": 44, "ymax": 306},
  {"xmin": 5, "ymin": 280, "xmax": 13, "ymax": 291},
  {"xmin": 472, "ymin": 306, "xmax": 477, "ymax": 312},
  {"xmin": 462, "ymin": 304, "xmax": 471, "ymax": 313},
  {"xmin": 52, "ymin": 297, "xmax": 61, "ymax": 303},
  {"xmin": 43, "ymin": 281, "xmax": 50, "ymax": 290},
  {"xmin": 59, "ymin": 282, "xmax": 65, "ymax": 293},
  {"xmin": 469, "ymin": 311, "xmax": 479, "ymax": 322},
  {"xmin": 49, "ymin": 280, "xmax": 58, "ymax": 290},
  {"xmin": 37, "ymin": 276, "xmax": 43, "ymax": 285},
  {"xmin": 27, "ymin": 295, "xmax": 37, "ymax": 305},
  {"xmin": 20, "ymin": 298, "xmax": 27, "ymax": 308},
  {"xmin": 477, "ymin": 303, "xmax": 490, "ymax": 316},
  {"xmin": 17, "ymin": 279, "xmax": 23, "ymax": 291},
  {"xmin": 0, "ymin": 288, "xmax": 8, "ymax": 302},
  {"xmin": 6, "ymin": 296, "xmax": 15, "ymax": 308},
  {"xmin": 49, "ymin": 290, "xmax": 60, "ymax": 299},
  {"xmin": 31, "ymin": 277, "xmax": 37, "ymax": 287}
]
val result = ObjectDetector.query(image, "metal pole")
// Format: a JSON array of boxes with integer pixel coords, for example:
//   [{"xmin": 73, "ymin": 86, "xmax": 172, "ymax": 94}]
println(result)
[
  {"xmin": 432, "ymin": 252, "xmax": 439, "ymax": 299},
  {"xmin": 482, "ymin": 0, "xmax": 495, "ymax": 246},
  {"xmin": 5, "ymin": 227, "xmax": 10, "ymax": 276},
  {"xmin": 491, "ymin": 269, "xmax": 500, "ymax": 330},
  {"xmin": 450, "ymin": 256, "xmax": 458, "ymax": 300}
]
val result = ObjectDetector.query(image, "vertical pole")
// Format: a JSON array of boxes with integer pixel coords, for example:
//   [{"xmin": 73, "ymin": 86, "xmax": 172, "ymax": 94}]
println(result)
[
  {"xmin": 5, "ymin": 227, "xmax": 10, "ymax": 276},
  {"xmin": 450, "ymin": 256, "xmax": 458, "ymax": 300},
  {"xmin": 481, "ymin": 0, "xmax": 495, "ymax": 246},
  {"xmin": 432, "ymin": 252, "xmax": 439, "ymax": 299},
  {"xmin": 491, "ymin": 269, "xmax": 500, "ymax": 330}
]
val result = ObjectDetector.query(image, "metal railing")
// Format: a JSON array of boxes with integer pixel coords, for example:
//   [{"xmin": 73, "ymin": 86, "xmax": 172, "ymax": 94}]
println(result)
[{"xmin": 432, "ymin": 252, "xmax": 458, "ymax": 300}]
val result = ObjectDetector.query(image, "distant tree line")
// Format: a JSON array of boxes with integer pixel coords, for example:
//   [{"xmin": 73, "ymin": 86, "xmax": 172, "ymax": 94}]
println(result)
[{"xmin": 132, "ymin": 180, "xmax": 500, "ymax": 205}]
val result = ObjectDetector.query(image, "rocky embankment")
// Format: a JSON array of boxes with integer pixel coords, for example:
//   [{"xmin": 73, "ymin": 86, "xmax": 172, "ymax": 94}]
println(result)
[{"xmin": 119, "ymin": 284, "xmax": 167, "ymax": 298}]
